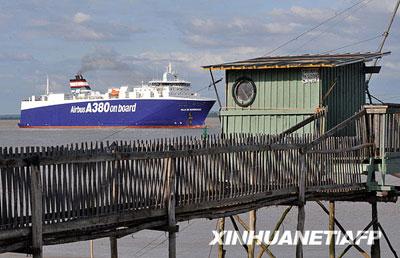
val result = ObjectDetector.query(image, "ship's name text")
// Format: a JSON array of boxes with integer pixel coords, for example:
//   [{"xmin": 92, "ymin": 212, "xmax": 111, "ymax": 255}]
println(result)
[{"xmin": 70, "ymin": 102, "xmax": 137, "ymax": 114}]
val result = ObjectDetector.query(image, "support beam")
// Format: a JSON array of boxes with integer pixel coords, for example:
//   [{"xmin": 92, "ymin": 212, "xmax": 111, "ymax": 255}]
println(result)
[
  {"xmin": 296, "ymin": 205, "xmax": 305, "ymax": 258},
  {"xmin": 233, "ymin": 215, "xmax": 275, "ymax": 258},
  {"xmin": 31, "ymin": 164, "xmax": 43, "ymax": 258},
  {"xmin": 377, "ymin": 223, "xmax": 399, "ymax": 258},
  {"xmin": 317, "ymin": 201, "xmax": 370, "ymax": 257},
  {"xmin": 371, "ymin": 202, "xmax": 381, "ymax": 258},
  {"xmin": 90, "ymin": 240, "xmax": 94, "ymax": 258},
  {"xmin": 166, "ymin": 155, "xmax": 177, "ymax": 258},
  {"xmin": 257, "ymin": 206, "xmax": 292, "ymax": 258},
  {"xmin": 339, "ymin": 219, "xmax": 375, "ymax": 258},
  {"xmin": 209, "ymin": 69, "xmax": 222, "ymax": 109},
  {"xmin": 229, "ymin": 216, "xmax": 248, "ymax": 252},
  {"xmin": 329, "ymin": 201, "xmax": 335, "ymax": 258},
  {"xmin": 296, "ymin": 155, "xmax": 306, "ymax": 258},
  {"xmin": 218, "ymin": 218, "xmax": 226, "ymax": 258},
  {"xmin": 248, "ymin": 210, "xmax": 256, "ymax": 258},
  {"xmin": 110, "ymin": 237, "xmax": 118, "ymax": 258}
]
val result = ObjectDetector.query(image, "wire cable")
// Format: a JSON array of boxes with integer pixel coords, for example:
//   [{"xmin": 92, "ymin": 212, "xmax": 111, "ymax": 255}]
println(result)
[
  {"xmin": 292, "ymin": 0, "xmax": 375, "ymax": 54},
  {"xmin": 264, "ymin": 0, "xmax": 371, "ymax": 56},
  {"xmin": 135, "ymin": 221, "xmax": 196, "ymax": 257},
  {"xmin": 320, "ymin": 33, "xmax": 383, "ymax": 54}
]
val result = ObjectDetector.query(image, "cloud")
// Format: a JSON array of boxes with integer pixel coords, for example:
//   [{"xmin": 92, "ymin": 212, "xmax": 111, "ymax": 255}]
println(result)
[
  {"xmin": 289, "ymin": 6, "xmax": 333, "ymax": 21},
  {"xmin": 264, "ymin": 22, "xmax": 299, "ymax": 34},
  {"xmin": 367, "ymin": 0, "xmax": 397, "ymax": 14},
  {"xmin": 0, "ymin": 52, "xmax": 33, "ymax": 62},
  {"xmin": 73, "ymin": 12, "xmax": 91, "ymax": 24},
  {"xmin": 0, "ymin": 13, "xmax": 13, "ymax": 27},
  {"xmin": 269, "ymin": 6, "xmax": 334, "ymax": 22},
  {"xmin": 79, "ymin": 47, "xmax": 131, "ymax": 73},
  {"xmin": 78, "ymin": 46, "xmax": 262, "ymax": 82},
  {"xmin": 66, "ymin": 25, "xmax": 106, "ymax": 41},
  {"xmin": 26, "ymin": 14, "xmax": 143, "ymax": 42},
  {"xmin": 178, "ymin": 16, "xmax": 302, "ymax": 51},
  {"xmin": 183, "ymin": 34, "xmax": 220, "ymax": 48}
]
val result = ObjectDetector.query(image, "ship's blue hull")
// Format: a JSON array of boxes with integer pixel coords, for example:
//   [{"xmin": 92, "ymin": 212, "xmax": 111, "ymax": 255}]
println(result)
[{"xmin": 19, "ymin": 99, "xmax": 215, "ymax": 128}]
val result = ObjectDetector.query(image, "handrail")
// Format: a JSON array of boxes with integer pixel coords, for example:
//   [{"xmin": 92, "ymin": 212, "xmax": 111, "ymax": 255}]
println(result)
[{"xmin": 302, "ymin": 109, "xmax": 366, "ymax": 153}]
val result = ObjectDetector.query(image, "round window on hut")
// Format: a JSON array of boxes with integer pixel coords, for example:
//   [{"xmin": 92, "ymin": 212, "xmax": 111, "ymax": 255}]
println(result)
[{"xmin": 232, "ymin": 77, "xmax": 257, "ymax": 107}]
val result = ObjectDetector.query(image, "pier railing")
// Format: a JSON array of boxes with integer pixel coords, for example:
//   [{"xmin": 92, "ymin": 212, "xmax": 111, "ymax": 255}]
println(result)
[
  {"xmin": 0, "ymin": 133, "xmax": 370, "ymax": 235},
  {"xmin": 357, "ymin": 104, "xmax": 400, "ymax": 158}
]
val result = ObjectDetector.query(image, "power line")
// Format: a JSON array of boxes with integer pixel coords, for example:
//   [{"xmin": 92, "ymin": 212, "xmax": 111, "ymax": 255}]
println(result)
[
  {"xmin": 292, "ymin": 0, "xmax": 375, "ymax": 54},
  {"xmin": 366, "ymin": 0, "xmax": 400, "ymax": 84},
  {"xmin": 320, "ymin": 33, "xmax": 383, "ymax": 54},
  {"xmin": 133, "ymin": 232, "xmax": 166, "ymax": 257},
  {"xmin": 135, "ymin": 221, "xmax": 196, "ymax": 257},
  {"xmin": 264, "ymin": 0, "xmax": 371, "ymax": 56}
]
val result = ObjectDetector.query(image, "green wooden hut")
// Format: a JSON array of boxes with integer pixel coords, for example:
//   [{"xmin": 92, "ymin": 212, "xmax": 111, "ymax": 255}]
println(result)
[{"xmin": 203, "ymin": 52, "xmax": 389, "ymax": 135}]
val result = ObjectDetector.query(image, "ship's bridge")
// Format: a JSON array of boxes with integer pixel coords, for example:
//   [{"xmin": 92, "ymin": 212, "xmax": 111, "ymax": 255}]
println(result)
[{"xmin": 148, "ymin": 81, "xmax": 190, "ymax": 87}]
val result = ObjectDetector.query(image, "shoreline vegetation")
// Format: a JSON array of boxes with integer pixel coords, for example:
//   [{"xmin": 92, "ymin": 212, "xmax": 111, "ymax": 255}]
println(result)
[{"xmin": 0, "ymin": 115, "xmax": 20, "ymax": 120}]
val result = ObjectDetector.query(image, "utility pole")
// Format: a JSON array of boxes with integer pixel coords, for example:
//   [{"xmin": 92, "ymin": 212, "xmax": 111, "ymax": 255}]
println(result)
[{"xmin": 366, "ymin": 0, "xmax": 400, "ymax": 103}]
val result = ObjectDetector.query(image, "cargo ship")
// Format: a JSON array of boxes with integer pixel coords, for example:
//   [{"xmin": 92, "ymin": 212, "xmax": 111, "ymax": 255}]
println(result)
[{"xmin": 19, "ymin": 64, "xmax": 215, "ymax": 128}]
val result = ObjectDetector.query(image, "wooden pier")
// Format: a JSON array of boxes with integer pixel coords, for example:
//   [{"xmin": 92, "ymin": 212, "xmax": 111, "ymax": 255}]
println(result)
[{"xmin": 0, "ymin": 105, "xmax": 399, "ymax": 257}]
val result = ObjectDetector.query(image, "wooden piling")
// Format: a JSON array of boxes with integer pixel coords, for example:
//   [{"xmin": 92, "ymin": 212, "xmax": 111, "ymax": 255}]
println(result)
[
  {"xmin": 371, "ymin": 202, "xmax": 381, "ymax": 258},
  {"xmin": 110, "ymin": 237, "xmax": 118, "ymax": 258},
  {"xmin": 166, "ymin": 155, "xmax": 177, "ymax": 258},
  {"xmin": 90, "ymin": 240, "xmax": 94, "ymax": 258},
  {"xmin": 296, "ymin": 154, "xmax": 306, "ymax": 258},
  {"xmin": 329, "ymin": 201, "xmax": 335, "ymax": 258},
  {"xmin": 218, "ymin": 218, "xmax": 225, "ymax": 258},
  {"xmin": 296, "ymin": 205, "xmax": 305, "ymax": 258},
  {"xmin": 30, "ymin": 164, "xmax": 43, "ymax": 258},
  {"xmin": 248, "ymin": 210, "xmax": 256, "ymax": 258}
]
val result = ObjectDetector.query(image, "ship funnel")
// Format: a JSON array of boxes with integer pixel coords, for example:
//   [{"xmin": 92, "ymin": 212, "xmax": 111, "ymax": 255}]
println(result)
[{"xmin": 70, "ymin": 74, "xmax": 91, "ymax": 90}]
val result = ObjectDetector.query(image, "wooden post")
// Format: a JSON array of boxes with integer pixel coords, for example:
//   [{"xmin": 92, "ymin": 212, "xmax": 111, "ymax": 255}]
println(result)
[
  {"xmin": 329, "ymin": 201, "xmax": 335, "ymax": 258},
  {"xmin": 248, "ymin": 210, "xmax": 256, "ymax": 258},
  {"xmin": 296, "ymin": 205, "xmax": 305, "ymax": 258},
  {"xmin": 111, "ymin": 157, "xmax": 118, "ymax": 258},
  {"xmin": 209, "ymin": 69, "xmax": 222, "ymax": 109},
  {"xmin": 218, "ymin": 218, "xmax": 225, "ymax": 258},
  {"xmin": 110, "ymin": 237, "xmax": 118, "ymax": 258},
  {"xmin": 166, "ymin": 155, "xmax": 177, "ymax": 258},
  {"xmin": 296, "ymin": 154, "xmax": 306, "ymax": 258},
  {"xmin": 371, "ymin": 202, "xmax": 381, "ymax": 258},
  {"xmin": 31, "ymin": 164, "xmax": 43, "ymax": 258},
  {"xmin": 90, "ymin": 240, "xmax": 94, "ymax": 258}
]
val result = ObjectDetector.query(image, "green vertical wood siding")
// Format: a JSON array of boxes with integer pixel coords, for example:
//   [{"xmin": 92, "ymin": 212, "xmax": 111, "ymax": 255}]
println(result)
[
  {"xmin": 222, "ymin": 68, "xmax": 320, "ymax": 134},
  {"xmin": 320, "ymin": 62, "xmax": 366, "ymax": 135},
  {"xmin": 221, "ymin": 62, "xmax": 366, "ymax": 135}
]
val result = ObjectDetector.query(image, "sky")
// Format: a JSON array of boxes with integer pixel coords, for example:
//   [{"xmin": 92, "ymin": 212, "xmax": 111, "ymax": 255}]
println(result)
[{"xmin": 0, "ymin": 0, "xmax": 399, "ymax": 114}]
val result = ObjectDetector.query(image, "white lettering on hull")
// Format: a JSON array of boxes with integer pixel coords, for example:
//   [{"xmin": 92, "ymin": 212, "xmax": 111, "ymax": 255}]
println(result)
[{"xmin": 70, "ymin": 102, "xmax": 136, "ymax": 114}]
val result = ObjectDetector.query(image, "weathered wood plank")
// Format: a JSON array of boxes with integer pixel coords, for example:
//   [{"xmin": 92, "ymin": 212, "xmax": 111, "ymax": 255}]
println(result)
[{"xmin": 30, "ymin": 164, "xmax": 43, "ymax": 258}]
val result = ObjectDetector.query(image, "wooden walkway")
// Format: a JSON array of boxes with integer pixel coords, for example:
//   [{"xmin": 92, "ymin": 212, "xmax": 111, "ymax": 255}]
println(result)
[{"xmin": 0, "ymin": 105, "xmax": 399, "ymax": 257}]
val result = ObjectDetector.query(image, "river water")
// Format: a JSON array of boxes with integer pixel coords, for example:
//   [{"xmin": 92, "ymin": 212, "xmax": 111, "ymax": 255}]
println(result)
[{"xmin": 0, "ymin": 118, "xmax": 399, "ymax": 258}]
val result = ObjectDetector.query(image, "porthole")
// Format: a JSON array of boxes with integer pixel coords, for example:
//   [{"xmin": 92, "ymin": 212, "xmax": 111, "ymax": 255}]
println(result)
[{"xmin": 232, "ymin": 77, "xmax": 257, "ymax": 107}]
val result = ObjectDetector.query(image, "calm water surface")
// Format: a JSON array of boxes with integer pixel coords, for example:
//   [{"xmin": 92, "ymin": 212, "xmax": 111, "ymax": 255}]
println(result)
[{"xmin": 0, "ymin": 118, "xmax": 399, "ymax": 258}]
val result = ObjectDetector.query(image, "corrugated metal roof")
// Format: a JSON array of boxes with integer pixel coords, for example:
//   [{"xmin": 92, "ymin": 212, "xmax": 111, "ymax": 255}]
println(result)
[{"xmin": 203, "ymin": 52, "xmax": 391, "ymax": 70}]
